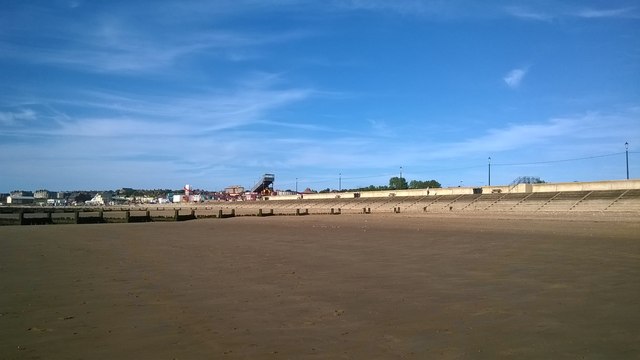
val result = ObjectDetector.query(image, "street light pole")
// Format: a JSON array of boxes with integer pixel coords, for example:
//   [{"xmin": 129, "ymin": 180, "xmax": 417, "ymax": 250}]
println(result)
[
  {"xmin": 625, "ymin": 142, "xmax": 629, "ymax": 180},
  {"xmin": 400, "ymin": 166, "xmax": 403, "ymax": 180},
  {"xmin": 488, "ymin": 157, "xmax": 491, "ymax": 186},
  {"xmin": 339, "ymin": 173, "xmax": 342, "ymax": 192},
  {"xmin": 295, "ymin": 178, "xmax": 298, "ymax": 193}
]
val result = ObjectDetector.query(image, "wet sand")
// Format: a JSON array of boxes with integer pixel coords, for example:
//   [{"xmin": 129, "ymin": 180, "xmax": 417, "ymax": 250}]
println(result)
[{"xmin": 1, "ymin": 214, "xmax": 639, "ymax": 359}]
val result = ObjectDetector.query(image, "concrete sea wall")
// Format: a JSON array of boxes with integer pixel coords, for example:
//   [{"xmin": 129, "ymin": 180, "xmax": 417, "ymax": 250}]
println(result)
[{"xmin": 268, "ymin": 179, "xmax": 640, "ymax": 201}]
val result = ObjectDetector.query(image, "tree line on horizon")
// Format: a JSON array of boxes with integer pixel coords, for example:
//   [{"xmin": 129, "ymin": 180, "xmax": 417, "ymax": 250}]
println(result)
[{"xmin": 316, "ymin": 177, "xmax": 441, "ymax": 193}]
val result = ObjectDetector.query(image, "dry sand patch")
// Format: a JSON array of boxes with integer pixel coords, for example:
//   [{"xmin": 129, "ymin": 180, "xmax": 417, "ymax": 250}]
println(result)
[{"xmin": 1, "ymin": 214, "xmax": 639, "ymax": 359}]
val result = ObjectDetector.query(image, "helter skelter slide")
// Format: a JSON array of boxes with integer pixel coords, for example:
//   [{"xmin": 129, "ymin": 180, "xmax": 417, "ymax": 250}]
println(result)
[{"xmin": 251, "ymin": 174, "xmax": 275, "ymax": 196}]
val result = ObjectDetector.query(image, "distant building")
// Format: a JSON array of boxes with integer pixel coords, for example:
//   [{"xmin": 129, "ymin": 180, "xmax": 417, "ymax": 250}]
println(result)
[
  {"xmin": 85, "ymin": 192, "xmax": 113, "ymax": 206},
  {"xmin": 67, "ymin": 192, "xmax": 94, "ymax": 205},
  {"xmin": 140, "ymin": 196, "xmax": 157, "ymax": 204},
  {"xmin": 34, "ymin": 190, "xmax": 54, "ymax": 199},
  {"xmin": 111, "ymin": 196, "xmax": 129, "ymax": 205},
  {"xmin": 7, "ymin": 196, "xmax": 35, "ymax": 205},
  {"xmin": 10, "ymin": 190, "xmax": 33, "ymax": 197},
  {"xmin": 224, "ymin": 185, "xmax": 245, "ymax": 194},
  {"xmin": 0, "ymin": 193, "xmax": 9, "ymax": 204},
  {"xmin": 47, "ymin": 198, "xmax": 66, "ymax": 206},
  {"xmin": 223, "ymin": 186, "xmax": 244, "ymax": 201},
  {"xmin": 243, "ymin": 192, "xmax": 258, "ymax": 201}
]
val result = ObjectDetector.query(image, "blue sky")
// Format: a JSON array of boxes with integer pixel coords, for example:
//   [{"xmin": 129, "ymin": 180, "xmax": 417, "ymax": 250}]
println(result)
[{"xmin": 1, "ymin": 0, "xmax": 639, "ymax": 192}]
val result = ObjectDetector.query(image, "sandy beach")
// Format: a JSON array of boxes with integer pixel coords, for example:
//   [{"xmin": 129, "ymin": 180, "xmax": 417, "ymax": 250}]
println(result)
[{"xmin": 1, "ymin": 214, "xmax": 639, "ymax": 359}]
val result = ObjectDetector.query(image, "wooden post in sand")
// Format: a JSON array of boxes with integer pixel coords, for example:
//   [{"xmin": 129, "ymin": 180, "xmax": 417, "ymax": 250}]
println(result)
[
  {"xmin": 18, "ymin": 210, "xmax": 25, "ymax": 225},
  {"xmin": 125, "ymin": 210, "xmax": 131, "ymax": 223},
  {"xmin": 218, "ymin": 209, "xmax": 223, "ymax": 219},
  {"xmin": 74, "ymin": 211, "xmax": 80, "ymax": 224},
  {"xmin": 174, "ymin": 209, "xmax": 180, "ymax": 221}
]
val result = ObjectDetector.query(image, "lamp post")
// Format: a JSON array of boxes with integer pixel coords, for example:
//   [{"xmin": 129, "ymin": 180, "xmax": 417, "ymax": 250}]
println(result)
[
  {"xmin": 339, "ymin": 173, "xmax": 342, "ymax": 192},
  {"xmin": 295, "ymin": 178, "xmax": 298, "ymax": 193},
  {"xmin": 400, "ymin": 166, "xmax": 403, "ymax": 180},
  {"xmin": 625, "ymin": 142, "xmax": 629, "ymax": 180},
  {"xmin": 488, "ymin": 157, "xmax": 491, "ymax": 186}
]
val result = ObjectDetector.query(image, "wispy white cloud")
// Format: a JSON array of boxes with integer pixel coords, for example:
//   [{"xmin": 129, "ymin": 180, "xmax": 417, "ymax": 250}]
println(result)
[
  {"xmin": 0, "ymin": 8, "xmax": 311, "ymax": 74},
  {"xmin": 504, "ymin": 4, "xmax": 639, "ymax": 21},
  {"xmin": 366, "ymin": 118, "xmax": 397, "ymax": 138},
  {"xmin": 45, "ymin": 89, "xmax": 313, "ymax": 137},
  {"xmin": 325, "ymin": 1, "xmax": 640, "ymax": 22},
  {"xmin": 504, "ymin": 6, "xmax": 553, "ymax": 21},
  {"xmin": 66, "ymin": 1, "xmax": 82, "ymax": 9},
  {"xmin": 329, "ymin": 0, "xmax": 507, "ymax": 19},
  {"xmin": 255, "ymin": 120, "xmax": 335, "ymax": 132},
  {"xmin": 426, "ymin": 109, "xmax": 639, "ymax": 161},
  {"xmin": 0, "ymin": 68, "xmax": 316, "ymax": 141},
  {"xmin": 0, "ymin": 109, "xmax": 36, "ymax": 126},
  {"xmin": 334, "ymin": 0, "xmax": 439, "ymax": 15},
  {"xmin": 575, "ymin": 7, "xmax": 638, "ymax": 19},
  {"xmin": 4, "ymin": 30, "xmax": 308, "ymax": 74},
  {"xmin": 503, "ymin": 67, "xmax": 529, "ymax": 89},
  {"xmin": 447, "ymin": 118, "xmax": 576, "ymax": 155}
]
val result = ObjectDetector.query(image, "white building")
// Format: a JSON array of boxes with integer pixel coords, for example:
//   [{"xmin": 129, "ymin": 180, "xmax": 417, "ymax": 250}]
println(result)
[
  {"xmin": 224, "ymin": 185, "xmax": 245, "ymax": 194},
  {"xmin": 86, "ymin": 192, "xmax": 113, "ymax": 206},
  {"xmin": 47, "ymin": 199, "xmax": 66, "ymax": 206},
  {"xmin": 7, "ymin": 196, "xmax": 35, "ymax": 205},
  {"xmin": 34, "ymin": 190, "xmax": 52, "ymax": 199},
  {"xmin": 171, "ymin": 194, "xmax": 203, "ymax": 203},
  {"xmin": 190, "ymin": 194, "xmax": 204, "ymax": 202}
]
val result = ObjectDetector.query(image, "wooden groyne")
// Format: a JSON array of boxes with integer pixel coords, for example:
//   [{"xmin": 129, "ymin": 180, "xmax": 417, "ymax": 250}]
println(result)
[
  {"xmin": 0, "ymin": 206, "xmax": 325, "ymax": 226},
  {"xmin": 0, "ymin": 207, "xmax": 201, "ymax": 226}
]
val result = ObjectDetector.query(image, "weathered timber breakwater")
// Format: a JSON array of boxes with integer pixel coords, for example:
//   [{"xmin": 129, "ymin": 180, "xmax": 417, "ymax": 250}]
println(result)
[
  {"xmin": 0, "ymin": 206, "xmax": 324, "ymax": 226},
  {"xmin": 0, "ymin": 207, "xmax": 198, "ymax": 225}
]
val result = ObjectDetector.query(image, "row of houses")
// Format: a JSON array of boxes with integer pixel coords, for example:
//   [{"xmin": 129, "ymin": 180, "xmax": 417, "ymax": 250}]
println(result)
[
  {"xmin": 2, "ymin": 185, "xmax": 292, "ymax": 206},
  {"xmin": 1, "ymin": 190, "xmax": 209, "ymax": 206}
]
